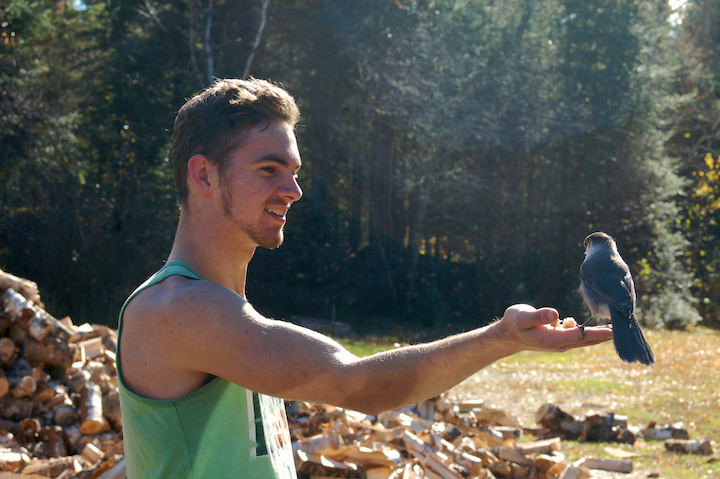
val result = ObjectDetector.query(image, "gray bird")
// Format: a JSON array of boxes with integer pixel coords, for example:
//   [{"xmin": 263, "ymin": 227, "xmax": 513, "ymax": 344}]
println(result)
[{"xmin": 579, "ymin": 232, "xmax": 655, "ymax": 365}]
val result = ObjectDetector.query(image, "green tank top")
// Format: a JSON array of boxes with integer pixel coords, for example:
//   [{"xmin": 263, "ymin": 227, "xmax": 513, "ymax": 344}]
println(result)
[{"xmin": 117, "ymin": 262, "xmax": 297, "ymax": 479}]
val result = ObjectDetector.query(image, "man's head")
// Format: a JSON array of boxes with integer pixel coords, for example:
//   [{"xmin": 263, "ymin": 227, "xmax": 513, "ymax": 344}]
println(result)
[{"xmin": 172, "ymin": 78, "xmax": 300, "ymax": 207}]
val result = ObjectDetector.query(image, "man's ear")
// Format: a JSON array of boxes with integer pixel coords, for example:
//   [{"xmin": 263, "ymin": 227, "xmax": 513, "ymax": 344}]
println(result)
[{"xmin": 187, "ymin": 154, "xmax": 216, "ymax": 197}]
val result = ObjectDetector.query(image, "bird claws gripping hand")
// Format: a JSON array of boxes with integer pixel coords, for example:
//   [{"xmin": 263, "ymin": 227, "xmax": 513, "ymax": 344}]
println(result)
[{"xmin": 554, "ymin": 316, "xmax": 592, "ymax": 339}]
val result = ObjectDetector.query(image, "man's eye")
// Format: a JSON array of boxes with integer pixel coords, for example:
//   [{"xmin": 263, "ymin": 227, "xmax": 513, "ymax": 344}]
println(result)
[{"xmin": 261, "ymin": 166, "xmax": 276, "ymax": 174}]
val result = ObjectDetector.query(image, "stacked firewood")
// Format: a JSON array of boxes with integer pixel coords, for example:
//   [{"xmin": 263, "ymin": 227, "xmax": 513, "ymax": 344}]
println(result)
[
  {"xmin": 287, "ymin": 397, "xmax": 637, "ymax": 479},
  {"xmin": 0, "ymin": 269, "xmax": 125, "ymax": 479}
]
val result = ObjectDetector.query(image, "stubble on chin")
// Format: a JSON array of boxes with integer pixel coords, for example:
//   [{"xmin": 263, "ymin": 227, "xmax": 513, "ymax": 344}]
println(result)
[{"xmin": 220, "ymin": 181, "xmax": 285, "ymax": 250}]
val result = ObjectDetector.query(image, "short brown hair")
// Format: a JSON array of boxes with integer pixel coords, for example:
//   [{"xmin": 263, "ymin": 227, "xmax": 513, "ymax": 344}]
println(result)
[{"xmin": 172, "ymin": 78, "xmax": 300, "ymax": 206}]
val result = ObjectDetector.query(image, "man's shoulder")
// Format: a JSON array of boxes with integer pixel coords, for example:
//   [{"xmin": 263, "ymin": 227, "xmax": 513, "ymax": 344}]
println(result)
[{"xmin": 124, "ymin": 275, "xmax": 249, "ymax": 325}]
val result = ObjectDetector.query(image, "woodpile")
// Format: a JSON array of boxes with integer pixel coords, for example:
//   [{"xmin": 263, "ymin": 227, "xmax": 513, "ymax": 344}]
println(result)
[
  {"xmin": 0, "ymin": 269, "xmax": 124, "ymax": 479},
  {"xmin": 286, "ymin": 398, "xmax": 640, "ymax": 479}
]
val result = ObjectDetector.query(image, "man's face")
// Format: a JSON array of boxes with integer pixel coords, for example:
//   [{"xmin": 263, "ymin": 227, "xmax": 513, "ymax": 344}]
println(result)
[{"xmin": 219, "ymin": 120, "xmax": 303, "ymax": 249}]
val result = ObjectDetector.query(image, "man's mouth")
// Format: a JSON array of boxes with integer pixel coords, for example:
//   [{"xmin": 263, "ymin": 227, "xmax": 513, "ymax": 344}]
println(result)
[{"xmin": 266, "ymin": 207, "xmax": 287, "ymax": 220}]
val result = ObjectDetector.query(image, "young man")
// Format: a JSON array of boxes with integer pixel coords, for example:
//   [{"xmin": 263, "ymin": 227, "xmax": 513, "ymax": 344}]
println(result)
[{"xmin": 117, "ymin": 78, "xmax": 613, "ymax": 479}]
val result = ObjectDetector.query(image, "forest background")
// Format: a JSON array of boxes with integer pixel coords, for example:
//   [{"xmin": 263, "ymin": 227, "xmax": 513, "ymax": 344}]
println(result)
[{"xmin": 1, "ymin": 0, "xmax": 719, "ymax": 336}]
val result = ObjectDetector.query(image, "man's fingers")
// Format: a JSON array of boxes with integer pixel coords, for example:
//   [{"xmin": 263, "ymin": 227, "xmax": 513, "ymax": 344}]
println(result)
[
  {"xmin": 505, "ymin": 304, "xmax": 559, "ymax": 329},
  {"xmin": 580, "ymin": 325, "xmax": 613, "ymax": 343}
]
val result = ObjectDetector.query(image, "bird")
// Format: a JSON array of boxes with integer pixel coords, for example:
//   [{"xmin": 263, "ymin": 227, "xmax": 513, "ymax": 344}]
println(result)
[{"xmin": 579, "ymin": 232, "xmax": 655, "ymax": 365}]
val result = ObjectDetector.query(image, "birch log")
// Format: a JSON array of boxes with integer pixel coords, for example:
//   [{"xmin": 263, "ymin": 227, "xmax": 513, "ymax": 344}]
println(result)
[
  {"xmin": 0, "ymin": 268, "xmax": 41, "ymax": 305},
  {"xmin": 80, "ymin": 382, "xmax": 105, "ymax": 435}
]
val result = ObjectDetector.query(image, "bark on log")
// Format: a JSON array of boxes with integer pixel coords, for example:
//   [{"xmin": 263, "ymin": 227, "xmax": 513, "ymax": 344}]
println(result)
[
  {"xmin": 80, "ymin": 382, "xmax": 104, "ymax": 435},
  {"xmin": 1, "ymin": 288, "xmax": 72, "ymax": 342},
  {"xmin": 0, "ymin": 369, "xmax": 9, "ymax": 399},
  {"xmin": 644, "ymin": 422, "xmax": 689, "ymax": 440},
  {"xmin": 0, "ymin": 337, "xmax": 17, "ymax": 367},
  {"xmin": 102, "ymin": 390, "xmax": 122, "ymax": 430},
  {"xmin": 23, "ymin": 337, "xmax": 76, "ymax": 376},
  {"xmin": 16, "ymin": 417, "xmax": 41, "ymax": 444},
  {"xmin": 0, "ymin": 314, "xmax": 10, "ymax": 336},
  {"xmin": 0, "ymin": 268, "xmax": 41, "ymax": 305},
  {"xmin": 665, "ymin": 438, "xmax": 714, "ymax": 455},
  {"xmin": 4, "ymin": 358, "xmax": 32, "ymax": 379},
  {"xmin": 8, "ymin": 320, "xmax": 27, "ymax": 346},
  {"xmin": 535, "ymin": 403, "xmax": 583, "ymax": 438},
  {"xmin": 0, "ymin": 395, "xmax": 34, "ymax": 420},
  {"xmin": 10, "ymin": 375, "xmax": 36, "ymax": 398},
  {"xmin": 45, "ymin": 425, "xmax": 68, "ymax": 458},
  {"xmin": 52, "ymin": 395, "xmax": 80, "ymax": 427}
]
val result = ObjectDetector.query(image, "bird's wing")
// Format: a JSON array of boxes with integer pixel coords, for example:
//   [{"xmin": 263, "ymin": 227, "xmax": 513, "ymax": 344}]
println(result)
[{"xmin": 580, "ymin": 254, "xmax": 635, "ymax": 318}]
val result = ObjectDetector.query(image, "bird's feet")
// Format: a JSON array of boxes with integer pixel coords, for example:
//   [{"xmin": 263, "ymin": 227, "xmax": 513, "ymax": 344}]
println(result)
[{"xmin": 578, "ymin": 317, "xmax": 593, "ymax": 339}]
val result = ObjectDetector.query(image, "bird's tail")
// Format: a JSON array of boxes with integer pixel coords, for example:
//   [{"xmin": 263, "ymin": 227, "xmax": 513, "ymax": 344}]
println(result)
[{"xmin": 611, "ymin": 310, "xmax": 655, "ymax": 365}]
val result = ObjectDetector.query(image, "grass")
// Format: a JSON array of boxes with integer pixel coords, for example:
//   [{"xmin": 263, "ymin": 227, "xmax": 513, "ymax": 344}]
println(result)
[{"xmin": 340, "ymin": 327, "xmax": 720, "ymax": 478}]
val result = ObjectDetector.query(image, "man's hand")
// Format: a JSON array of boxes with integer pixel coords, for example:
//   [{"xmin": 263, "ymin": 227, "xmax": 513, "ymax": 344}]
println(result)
[{"xmin": 492, "ymin": 304, "xmax": 613, "ymax": 354}]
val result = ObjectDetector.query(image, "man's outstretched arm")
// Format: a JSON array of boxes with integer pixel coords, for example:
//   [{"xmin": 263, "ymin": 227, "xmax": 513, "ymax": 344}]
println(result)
[{"xmin": 129, "ymin": 279, "xmax": 612, "ymax": 415}]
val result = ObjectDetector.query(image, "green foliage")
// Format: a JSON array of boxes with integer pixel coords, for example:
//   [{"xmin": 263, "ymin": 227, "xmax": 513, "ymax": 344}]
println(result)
[
  {"xmin": 665, "ymin": 0, "xmax": 720, "ymax": 326},
  {"xmin": 0, "ymin": 0, "xmax": 712, "ymax": 329}
]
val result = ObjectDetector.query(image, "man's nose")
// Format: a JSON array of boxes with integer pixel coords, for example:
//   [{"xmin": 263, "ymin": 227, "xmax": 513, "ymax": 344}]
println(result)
[{"xmin": 279, "ymin": 174, "xmax": 303, "ymax": 202}]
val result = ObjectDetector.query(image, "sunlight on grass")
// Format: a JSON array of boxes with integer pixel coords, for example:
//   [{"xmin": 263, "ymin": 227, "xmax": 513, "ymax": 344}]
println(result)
[{"xmin": 341, "ymin": 327, "xmax": 720, "ymax": 476}]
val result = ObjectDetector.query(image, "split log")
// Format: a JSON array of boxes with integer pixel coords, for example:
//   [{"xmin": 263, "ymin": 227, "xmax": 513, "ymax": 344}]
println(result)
[
  {"xmin": 0, "ymin": 269, "xmax": 41, "ymax": 305},
  {"xmin": 402, "ymin": 431, "xmax": 462, "ymax": 479},
  {"xmin": 497, "ymin": 446, "xmax": 535, "ymax": 468},
  {"xmin": 514, "ymin": 437, "xmax": 562, "ymax": 455},
  {"xmin": 575, "ymin": 457, "xmax": 632, "ymax": 473},
  {"xmin": 487, "ymin": 460, "xmax": 511, "ymax": 478},
  {"xmin": 558, "ymin": 465, "xmax": 591, "ymax": 479},
  {"xmin": 533, "ymin": 452, "xmax": 566, "ymax": 472},
  {"xmin": 80, "ymin": 382, "xmax": 104, "ymax": 435},
  {"xmin": 81, "ymin": 442, "xmax": 104, "ymax": 466},
  {"xmin": 20, "ymin": 457, "xmax": 76, "ymax": 477},
  {"xmin": 462, "ymin": 402, "xmax": 520, "ymax": 428},
  {"xmin": 77, "ymin": 337, "xmax": 105, "ymax": 362},
  {"xmin": 0, "ymin": 449, "xmax": 31, "ymax": 471},
  {"xmin": 508, "ymin": 463, "xmax": 530, "ymax": 478}
]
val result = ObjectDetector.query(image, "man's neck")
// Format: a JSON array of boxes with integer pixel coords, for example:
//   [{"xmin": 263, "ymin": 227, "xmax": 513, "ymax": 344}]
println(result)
[{"xmin": 167, "ymin": 209, "xmax": 255, "ymax": 298}]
